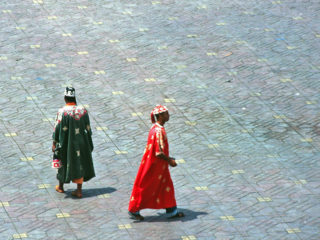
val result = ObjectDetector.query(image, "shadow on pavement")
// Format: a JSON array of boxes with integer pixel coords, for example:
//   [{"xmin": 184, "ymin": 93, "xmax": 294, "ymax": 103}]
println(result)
[
  {"xmin": 65, "ymin": 187, "xmax": 117, "ymax": 199},
  {"xmin": 137, "ymin": 208, "xmax": 208, "ymax": 222}
]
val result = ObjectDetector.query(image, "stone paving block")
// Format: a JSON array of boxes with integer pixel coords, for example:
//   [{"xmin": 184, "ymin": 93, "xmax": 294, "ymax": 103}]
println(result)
[{"xmin": 0, "ymin": 0, "xmax": 319, "ymax": 239}]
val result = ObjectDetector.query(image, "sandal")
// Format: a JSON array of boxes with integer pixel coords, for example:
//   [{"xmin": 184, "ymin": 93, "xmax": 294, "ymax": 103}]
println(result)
[
  {"xmin": 55, "ymin": 185, "xmax": 65, "ymax": 193},
  {"xmin": 128, "ymin": 211, "xmax": 144, "ymax": 221},
  {"xmin": 71, "ymin": 190, "xmax": 82, "ymax": 198},
  {"xmin": 168, "ymin": 211, "xmax": 185, "ymax": 219}
]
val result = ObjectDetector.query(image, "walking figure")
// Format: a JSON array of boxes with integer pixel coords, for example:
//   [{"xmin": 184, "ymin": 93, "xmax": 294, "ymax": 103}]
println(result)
[
  {"xmin": 128, "ymin": 105, "xmax": 184, "ymax": 220},
  {"xmin": 52, "ymin": 87, "xmax": 95, "ymax": 198}
]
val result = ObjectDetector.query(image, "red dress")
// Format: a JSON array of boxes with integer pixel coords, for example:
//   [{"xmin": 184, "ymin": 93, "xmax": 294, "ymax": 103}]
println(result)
[{"xmin": 128, "ymin": 123, "xmax": 177, "ymax": 212}]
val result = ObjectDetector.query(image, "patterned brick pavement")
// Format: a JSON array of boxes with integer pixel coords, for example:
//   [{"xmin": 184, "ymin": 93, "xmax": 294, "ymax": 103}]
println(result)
[{"xmin": 0, "ymin": 0, "xmax": 319, "ymax": 239}]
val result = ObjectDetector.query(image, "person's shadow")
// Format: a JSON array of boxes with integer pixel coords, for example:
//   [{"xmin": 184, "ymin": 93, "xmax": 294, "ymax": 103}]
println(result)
[
  {"xmin": 65, "ymin": 187, "xmax": 117, "ymax": 199},
  {"xmin": 138, "ymin": 208, "xmax": 207, "ymax": 222}
]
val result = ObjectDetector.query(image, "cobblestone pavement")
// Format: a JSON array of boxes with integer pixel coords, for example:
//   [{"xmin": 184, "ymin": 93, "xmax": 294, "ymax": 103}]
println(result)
[{"xmin": 0, "ymin": 0, "xmax": 319, "ymax": 239}]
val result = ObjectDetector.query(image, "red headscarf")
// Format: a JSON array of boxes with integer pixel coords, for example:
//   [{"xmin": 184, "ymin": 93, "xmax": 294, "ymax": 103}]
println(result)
[{"xmin": 150, "ymin": 105, "xmax": 168, "ymax": 123}]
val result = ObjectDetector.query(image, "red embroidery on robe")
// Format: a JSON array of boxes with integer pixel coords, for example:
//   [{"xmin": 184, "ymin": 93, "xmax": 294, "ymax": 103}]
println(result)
[{"xmin": 128, "ymin": 124, "xmax": 176, "ymax": 212}]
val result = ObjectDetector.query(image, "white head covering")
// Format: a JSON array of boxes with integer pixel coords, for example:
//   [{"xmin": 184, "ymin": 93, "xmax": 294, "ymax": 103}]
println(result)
[{"xmin": 64, "ymin": 87, "xmax": 76, "ymax": 97}]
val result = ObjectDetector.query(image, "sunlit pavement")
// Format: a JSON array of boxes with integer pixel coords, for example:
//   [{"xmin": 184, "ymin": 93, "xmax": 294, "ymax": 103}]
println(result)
[{"xmin": 0, "ymin": 0, "xmax": 319, "ymax": 239}]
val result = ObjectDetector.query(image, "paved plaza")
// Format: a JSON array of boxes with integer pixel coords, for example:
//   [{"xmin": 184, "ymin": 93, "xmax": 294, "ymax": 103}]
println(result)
[{"xmin": 0, "ymin": 0, "xmax": 319, "ymax": 239}]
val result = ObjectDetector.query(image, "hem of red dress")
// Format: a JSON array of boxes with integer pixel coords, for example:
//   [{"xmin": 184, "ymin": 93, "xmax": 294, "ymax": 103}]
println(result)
[{"xmin": 129, "ymin": 203, "xmax": 177, "ymax": 212}]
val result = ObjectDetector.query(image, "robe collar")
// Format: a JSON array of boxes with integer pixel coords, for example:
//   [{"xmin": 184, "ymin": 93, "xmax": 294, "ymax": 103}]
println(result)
[
  {"xmin": 155, "ymin": 123, "xmax": 164, "ymax": 128},
  {"xmin": 66, "ymin": 102, "xmax": 76, "ymax": 106}
]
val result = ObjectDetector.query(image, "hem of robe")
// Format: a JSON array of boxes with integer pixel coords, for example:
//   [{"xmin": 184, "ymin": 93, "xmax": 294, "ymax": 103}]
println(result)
[
  {"xmin": 57, "ymin": 175, "xmax": 95, "ymax": 184},
  {"xmin": 129, "ymin": 201, "xmax": 177, "ymax": 212},
  {"xmin": 128, "ymin": 199, "xmax": 177, "ymax": 212}
]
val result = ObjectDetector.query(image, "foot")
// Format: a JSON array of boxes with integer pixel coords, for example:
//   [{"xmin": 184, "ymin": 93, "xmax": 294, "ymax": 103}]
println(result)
[
  {"xmin": 55, "ymin": 185, "xmax": 65, "ymax": 193},
  {"xmin": 168, "ymin": 211, "xmax": 184, "ymax": 219},
  {"xmin": 128, "ymin": 211, "xmax": 144, "ymax": 221},
  {"xmin": 71, "ymin": 190, "xmax": 82, "ymax": 198}
]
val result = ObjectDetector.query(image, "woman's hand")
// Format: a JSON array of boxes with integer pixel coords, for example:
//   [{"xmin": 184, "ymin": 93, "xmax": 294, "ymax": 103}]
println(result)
[{"xmin": 169, "ymin": 158, "xmax": 177, "ymax": 167}]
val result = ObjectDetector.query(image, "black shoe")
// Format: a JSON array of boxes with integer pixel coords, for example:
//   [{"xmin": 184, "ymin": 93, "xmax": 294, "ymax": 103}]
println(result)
[{"xmin": 128, "ymin": 211, "xmax": 144, "ymax": 221}]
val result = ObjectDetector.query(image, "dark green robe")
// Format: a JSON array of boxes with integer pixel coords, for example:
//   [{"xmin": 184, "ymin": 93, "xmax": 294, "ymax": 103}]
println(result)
[{"xmin": 53, "ymin": 104, "xmax": 95, "ymax": 183}]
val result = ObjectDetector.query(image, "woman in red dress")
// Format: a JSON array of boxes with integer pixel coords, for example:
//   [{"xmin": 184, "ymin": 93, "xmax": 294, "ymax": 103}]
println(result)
[{"xmin": 128, "ymin": 105, "xmax": 184, "ymax": 220}]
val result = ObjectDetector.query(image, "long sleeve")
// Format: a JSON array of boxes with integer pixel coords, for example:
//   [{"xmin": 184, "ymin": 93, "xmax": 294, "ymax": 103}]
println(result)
[
  {"xmin": 52, "ymin": 110, "xmax": 62, "ymax": 143},
  {"xmin": 155, "ymin": 128, "xmax": 165, "ymax": 156},
  {"xmin": 84, "ymin": 111, "xmax": 94, "ymax": 152}
]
